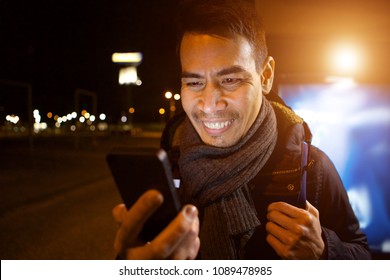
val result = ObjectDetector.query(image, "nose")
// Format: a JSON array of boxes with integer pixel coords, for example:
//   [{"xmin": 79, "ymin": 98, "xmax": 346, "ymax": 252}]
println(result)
[{"xmin": 198, "ymin": 84, "xmax": 227, "ymax": 114}]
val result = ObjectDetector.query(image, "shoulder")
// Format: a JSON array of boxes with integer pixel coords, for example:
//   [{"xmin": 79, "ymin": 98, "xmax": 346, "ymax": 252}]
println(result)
[
  {"xmin": 160, "ymin": 112, "xmax": 186, "ymax": 178},
  {"xmin": 307, "ymin": 145, "xmax": 343, "ymax": 188},
  {"xmin": 306, "ymin": 145, "xmax": 350, "ymax": 211},
  {"xmin": 160, "ymin": 111, "xmax": 186, "ymax": 152}
]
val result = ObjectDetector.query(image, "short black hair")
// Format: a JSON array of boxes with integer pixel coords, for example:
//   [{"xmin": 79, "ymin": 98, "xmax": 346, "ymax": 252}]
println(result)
[{"xmin": 176, "ymin": 0, "xmax": 268, "ymax": 70}]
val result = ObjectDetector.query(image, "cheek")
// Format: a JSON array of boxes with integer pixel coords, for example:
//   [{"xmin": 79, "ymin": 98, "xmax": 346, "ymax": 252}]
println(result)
[
  {"xmin": 232, "ymin": 89, "xmax": 258, "ymax": 113},
  {"xmin": 238, "ymin": 91, "xmax": 262, "ymax": 127},
  {"xmin": 181, "ymin": 90, "xmax": 201, "ymax": 116}
]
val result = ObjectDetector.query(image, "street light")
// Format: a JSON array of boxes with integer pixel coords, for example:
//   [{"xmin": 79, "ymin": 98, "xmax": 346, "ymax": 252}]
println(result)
[
  {"xmin": 164, "ymin": 91, "xmax": 180, "ymax": 119},
  {"xmin": 164, "ymin": 91, "xmax": 172, "ymax": 99},
  {"xmin": 112, "ymin": 52, "xmax": 143, "ymax": 127},
  {"xmin": 327, "ymin": 43, "xmax": 363, "ymax": 77},
  {"xmin": 112, "ymin": 52, "xmax": 143, "ymax": 85},
  {"xmin": 112, "ymin": 52, "xmax": 143, "ymax": 64}
]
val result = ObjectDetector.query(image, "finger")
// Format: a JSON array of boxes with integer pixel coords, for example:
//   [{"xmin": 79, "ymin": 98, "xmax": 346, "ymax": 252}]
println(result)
[
  {"xmin": 267, "ymin": 202, "xmax": 298, "ymax": 232},
  {"xmin": 125, "ymin": 244, "xmax": 158, "ymax": 260},
  {"xmin": 185, "ymin": 236, "xmax": 201, "ymax": 260},
  {"xmin": 267, "ymin": 219, "xmax": 299, "ymax": 245},
  {"xmin": 169, "ymin": 214, "xmax": 200, "ymax": 260},
  {"xmin": 266, "ymin": 231, "xmax": 289, "ymax": 258},
  {"xmin": 147, "ymin": 204, "xmax": 199, "ymax": 259},
  {"xmin": 268, "ymin": 201, "xmax": 306, "ymax": 218},
  {"xmin": 266, "ymin": 223, "xmax": 297, "ymax": 259},
  {"xmin": 267, "ymin": 208, "xmax": 291, "ymax": 229},
  {"xmin": 124, "ymin": 236, "xmax": 200, "ymax": 260},
  {"xmin": 305, "ymin": 200, "xmax": 320, "ymax": 218},
  {"xmin": 114, "ymin": 189, "xmax": 163, "ymax": 254},
  {"xmin": 267, "ymin": 203, "xmax": 311, "ymax": 236},
  {"xmin": 112, "ymin": 203, "xmax": 126, "ymax": 226},
  {"xmin": 120, "ymin": 189, "xmax": 163, "ymax": 235}
]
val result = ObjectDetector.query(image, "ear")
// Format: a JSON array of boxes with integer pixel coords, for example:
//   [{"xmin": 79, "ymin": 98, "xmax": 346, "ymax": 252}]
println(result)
[{"xmin": 261, "ymin": 56, "xmax": 275, "ymax": 94}]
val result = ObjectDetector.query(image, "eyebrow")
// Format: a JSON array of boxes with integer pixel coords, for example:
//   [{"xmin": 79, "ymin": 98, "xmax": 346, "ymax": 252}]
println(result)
[
  {"xmin": 181, "ymin": 72, "xmax": 203, "ymax": 79},
  {"xmin": 181, "ymin": 65, "xmax": 248, "ymax": 79},
  {"xmin": 216, "ymin": 65, "xmax": 247, "ymax": 76}
]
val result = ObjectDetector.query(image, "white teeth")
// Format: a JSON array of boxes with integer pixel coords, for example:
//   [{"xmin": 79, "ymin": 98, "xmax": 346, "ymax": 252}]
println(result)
[{"xmin": 203, "ymin": 120, "xmax": 232, "ymax": 129}]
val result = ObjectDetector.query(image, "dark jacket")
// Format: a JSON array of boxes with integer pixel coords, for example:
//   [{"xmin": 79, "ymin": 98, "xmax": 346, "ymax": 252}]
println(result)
[
  {"xmin": 161, "ymin": 102, "xmax": 371, "ymax": 259},
  {"xmin": 244, "ymin": 123, "xmax": 371, "ymax": 259}
]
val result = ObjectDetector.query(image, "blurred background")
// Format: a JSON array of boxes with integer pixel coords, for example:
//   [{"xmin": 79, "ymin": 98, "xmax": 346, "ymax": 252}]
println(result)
[{"xmin": 0, "ymin": 0, "xmax": 389, "ymax": 259}]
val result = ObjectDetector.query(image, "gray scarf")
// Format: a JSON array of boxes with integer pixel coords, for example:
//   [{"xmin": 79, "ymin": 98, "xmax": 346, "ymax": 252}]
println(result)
[{"xmin": 179, "ymin": 96, "xmax": 278, "ymax": 259}]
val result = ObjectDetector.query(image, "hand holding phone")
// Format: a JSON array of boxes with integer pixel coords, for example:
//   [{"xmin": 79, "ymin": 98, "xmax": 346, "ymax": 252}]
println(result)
[{"xmin": 107, "ymin": 147, "xmax": 181, "ymax": 242}]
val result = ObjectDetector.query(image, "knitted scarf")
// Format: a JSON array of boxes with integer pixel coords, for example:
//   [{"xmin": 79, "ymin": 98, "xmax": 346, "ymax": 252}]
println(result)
[{"xmin": 179, "ymin": 96, "xmax": 278, "ymax": 259}]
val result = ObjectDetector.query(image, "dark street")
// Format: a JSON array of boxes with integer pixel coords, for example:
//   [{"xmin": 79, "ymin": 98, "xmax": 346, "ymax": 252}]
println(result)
[{"xmin": 0, "ymin": 132, "xmax": 161, "ymax": 259}]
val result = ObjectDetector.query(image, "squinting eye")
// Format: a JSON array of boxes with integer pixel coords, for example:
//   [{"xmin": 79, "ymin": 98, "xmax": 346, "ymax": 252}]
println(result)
[
  {"xmin": 186, "ymin": 81, "xmax": 203, "ymax": 87},
  {"xmin": 222, "ymin": 78, "xmax": 241, "ymax": 85},
  {"xmin": 182, "ymin": 80, "xmax": 205, "ymax": 89}
]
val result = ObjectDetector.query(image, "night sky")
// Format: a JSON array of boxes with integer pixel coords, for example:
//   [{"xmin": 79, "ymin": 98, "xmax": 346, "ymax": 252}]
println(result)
[
  {"xmin": 1, "ymin": 0, "xmax": 390, "ymax": 124},
  {"xmin": 0, "ymin": 0, "xmax": 181, "ymax": 123}
]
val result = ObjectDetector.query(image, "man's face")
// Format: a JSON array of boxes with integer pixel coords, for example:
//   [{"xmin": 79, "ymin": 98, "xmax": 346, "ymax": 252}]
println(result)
[{"xmin": 180, "ymin": 33, "xmax": 263, "ymax": 147}]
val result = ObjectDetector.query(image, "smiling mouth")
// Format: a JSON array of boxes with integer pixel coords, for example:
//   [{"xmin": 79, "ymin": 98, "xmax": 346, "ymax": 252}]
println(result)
[{"xmin": 203, "ymin": 120, "xmax": 234, "ymax": 130}]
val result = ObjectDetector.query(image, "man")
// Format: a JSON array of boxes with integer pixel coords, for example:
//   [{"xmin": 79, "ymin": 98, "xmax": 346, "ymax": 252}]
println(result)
[{"xmin": 112, "ymin": 0, "xmax": 371, "ymax": 259}]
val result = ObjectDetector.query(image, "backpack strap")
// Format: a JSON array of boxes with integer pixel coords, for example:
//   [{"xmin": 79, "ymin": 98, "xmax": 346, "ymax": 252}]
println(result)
[{"xmin": 298, "ymin": 121, "xmax": 313, "ymax": 208}]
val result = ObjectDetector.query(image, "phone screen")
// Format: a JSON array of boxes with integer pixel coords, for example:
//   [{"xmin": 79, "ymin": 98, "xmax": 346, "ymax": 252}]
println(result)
[{"xmin": 106, "ymin": 147, "xmax": 181, "ymax": 241}]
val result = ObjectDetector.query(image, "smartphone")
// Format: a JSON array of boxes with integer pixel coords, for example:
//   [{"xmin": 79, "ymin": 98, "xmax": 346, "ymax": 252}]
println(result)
[{"xmin": 106, "ymin": 146, "xmax": 181, "ymax": 242}]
